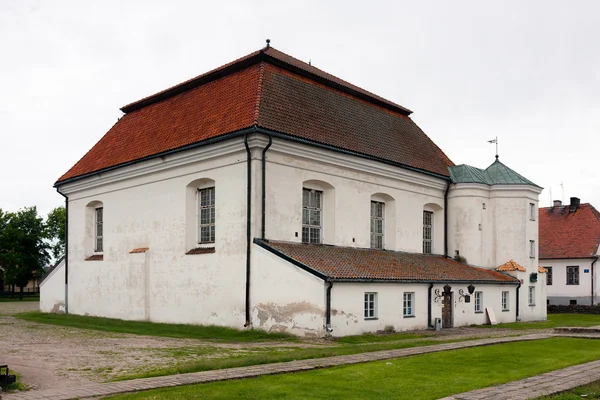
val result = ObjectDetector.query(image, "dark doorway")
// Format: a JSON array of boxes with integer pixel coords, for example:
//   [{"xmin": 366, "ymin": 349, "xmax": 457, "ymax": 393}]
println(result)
[{"xmin": 442, "ymin": 292, "xmax": 453, "ymax": 328}]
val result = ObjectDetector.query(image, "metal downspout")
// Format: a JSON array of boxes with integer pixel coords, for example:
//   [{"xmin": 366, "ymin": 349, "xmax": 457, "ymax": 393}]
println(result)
[
  {"xmin": 428, "ymin": 282, "xmax": 434, "ymax": 328},
  {"xmin": 261, "ymin": 136, "xmax": 272, "ymax": 239},
  {"xmin": 591, "ymin": 258, "xmax": 597, "ymax": 305},
  {"xmin": 444, "ymin": 180, "xmax": 451, "ymax": 257},
  {"xmin": 326, "ymin": 281, "xmax": 333, "ymax": 334},
  {"xmin": 244, "ymin": 132, "xmax": 252, "ymax": 327},
  {"xmin": 56, "ymin": 188, "xmax": 68, "ymax": 314},
  {"xmin": 516, "ymin": 282, "xmax": 521, "ymax": 321}
]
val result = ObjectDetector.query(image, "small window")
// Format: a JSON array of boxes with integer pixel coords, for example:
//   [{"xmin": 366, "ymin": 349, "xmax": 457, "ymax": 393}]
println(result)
[
  {"xmin": 474, "ymin": 291, "xmax": 483, "ymax": 312},
  {"xmin": 570, "ymin": 299, "xmax": 577, "ymax": 305},
  {"xmin": 423, "ymin": 211, "xmax": 433, "ymax": 254},
  {"xmin": 529, "ymin": 240, "xmax": 535, "ymax": 258},
  {"xmin": 501, "ymin": 291, "xmax": 509, "ymax": 311},
  {"xmin": 528, "ymin": 286, "xmax": 535, "ymax": 306},
  {"xmin": 567, "ymin": 266, "xmax": 579, "ymax": 285},
  {"xmin": 403, "ymin": 292, "xmax": 414, "ymax": 317},
  {"xmin": 370, "ymin": 201, "xmax": 385, "ymax": 249},
  {"xmin": 302, "ymin": 188, "xmax": 322, "ymax": 244},
  {"xmin": 95, "ymin": 207, "xmax": 103, "ymax": 252},
  {"xmin": 546, "ymin": 267, "xmax": 553, "ymax": 286},
  {"xmin": 529, "ymin": 203, "xmax": 536, "ymax": 221},
  {"xmin": 198, "ymin": 187, "xmax": 215, "ymax": 244},
  {"xmin": 364, "ymin": 292, "xmax": 377, "ymax": 319}
]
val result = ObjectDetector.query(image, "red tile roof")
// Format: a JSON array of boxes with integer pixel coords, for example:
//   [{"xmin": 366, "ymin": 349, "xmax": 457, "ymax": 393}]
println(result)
[
  {"xmin": 496, "ymin": 260, "xmax": 526, "ymax": 272},
  {"xmin": 129, "ymin": 247, "xmax": 149, "ymax": 254},
  {"xmin": 538, "ymin": 266, "xmax": 548, "ymax": 273},
  {"xmin": 539, "ymin": 204, "xmax": 600, "ymax": 259},
  {"xmin": 256, "ymin": 240, "xmax": 519, "ymax": 283},
  {"xmin": 57, "ymin": 46, "xmax": 453, "ymax": 184}
]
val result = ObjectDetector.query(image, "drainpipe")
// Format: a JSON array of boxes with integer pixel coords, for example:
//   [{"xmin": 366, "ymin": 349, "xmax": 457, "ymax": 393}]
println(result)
[
  {"xmin": 428, "ymin": 282, "xmax": 434, "ymax": 328},
  {"xmin": 244, "ymin": 133, "xmax": 252, "ymax": 327},
  {"xmin": 444, "ymin": 180, "xmax": 450, "ymax": 258},
  {"xmin": 516, "ymin": 281, "xmax": 521, "ymax": 321},
  {"xmin": 56, "ymin": 187, "xmax": 69, "ymax": 314},
  {"xmin": 591, "ymin": 258, "xmax": 597, "ymax": 305},
  {"xmin": 326, "ymin": 281, "xmax": 333, "ymax": 334},
  {"xmin": 261, "ymin": 135, "xmax": 272, "ymax": 239}
]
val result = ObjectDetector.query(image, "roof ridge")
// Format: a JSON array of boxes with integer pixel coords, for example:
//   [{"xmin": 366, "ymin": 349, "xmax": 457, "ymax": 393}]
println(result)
[{"xmin": 253, "ymin": 62, "xmax": 266, "ymax": 125}]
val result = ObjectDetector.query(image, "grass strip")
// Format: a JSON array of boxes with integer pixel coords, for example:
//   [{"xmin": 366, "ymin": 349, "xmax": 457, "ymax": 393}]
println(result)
[
  {"xmin": 106, "ymin": 338, "xmax": 600, "ymax": 400},
  {"xmin": 475, "ymin": 313, "xmax": 600, "ymax": 330},
  {"xmin": 537, "ymin": 380, "xmax": 600, "ymax": 399},
  {"xmin": 15, "ymin": 312, "xmax": 294, "ymax": 342}
]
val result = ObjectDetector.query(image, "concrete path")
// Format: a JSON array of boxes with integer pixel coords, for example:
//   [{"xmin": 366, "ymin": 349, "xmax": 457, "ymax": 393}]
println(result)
[
  {"xmin": 3, "ymin": 333, "xmax": 555, "ymax": 400},
  {"xmin": 441, "ymin": 358, "xmax": 600, "ymax": 400}
]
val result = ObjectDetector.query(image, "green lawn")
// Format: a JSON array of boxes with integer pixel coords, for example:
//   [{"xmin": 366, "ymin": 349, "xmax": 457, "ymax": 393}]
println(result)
[
  {"xmin": 107, "ymin": 338, "xmax": 600, "ymax": 400},
  {"xmin": 538, "ymin": 380, "xmax": 600, "ymax": 399},
  {"xmin": 476, "ymin": 313, "xmax": 600, "ymax": 330},
  {"xmin": 0, "ymin": 295, "xmax": 40, "ymax": 302},
  {"xmin": 15, "ymin": 312, "xmax": 293, "ymax": 342}
]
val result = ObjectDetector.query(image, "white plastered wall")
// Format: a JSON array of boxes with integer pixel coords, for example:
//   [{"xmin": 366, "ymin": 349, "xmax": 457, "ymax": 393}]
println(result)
[
  {"xmin": 541, "ymin": 258, "xmax": 597, "ymax": 305},
  {"xmin": 40, "ymin": 259, "xmax": 66, "ymax": 313}
]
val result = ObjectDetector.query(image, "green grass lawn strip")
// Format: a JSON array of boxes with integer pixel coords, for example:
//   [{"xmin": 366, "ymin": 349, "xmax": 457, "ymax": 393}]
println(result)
[
  {"xmin": 106, "ymin": 338, "xmax": 600, "ymax": 400},
  {"xmin": 0, "ymin": 296, "xmax": 40, "ymax": 302},
  {"xmin": 476, "ymin": 313, "xmax": 600, "ymax": 330},
  {"xmin": 15, "ymin": 312, "xmax": 294, "ymax": 342},
  {"xmin": 537, "ymin": 380, "xmax": 600, "ymax": 399}
]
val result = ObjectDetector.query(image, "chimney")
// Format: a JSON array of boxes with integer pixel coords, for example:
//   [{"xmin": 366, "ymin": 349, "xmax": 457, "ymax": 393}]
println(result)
[
  {"xmin": 569, "ymin": 197, "xmax": 580, "ymax": 212},
  {"xmin": 553, "ymin": 200, "xmax": 562, "ymax": 207}
]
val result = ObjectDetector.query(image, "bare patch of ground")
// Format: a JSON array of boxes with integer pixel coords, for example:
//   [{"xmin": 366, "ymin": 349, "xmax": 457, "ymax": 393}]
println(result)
[{"xmin": 0, "ymin": 301, "xmax": 39, "ymax": 315}]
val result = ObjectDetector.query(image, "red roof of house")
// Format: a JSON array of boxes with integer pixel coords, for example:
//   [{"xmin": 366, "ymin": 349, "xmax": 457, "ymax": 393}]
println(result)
[
  {"xmin": 57, "ymin": 46, "xmax": 454, "ymax": 184},
  {"xmin": 539, "ymin": 203, "xmax": 600, "ymax": 259},
  {"xmin": 256, "ymin": 240, "xmax": 519, "ymax": 283}
]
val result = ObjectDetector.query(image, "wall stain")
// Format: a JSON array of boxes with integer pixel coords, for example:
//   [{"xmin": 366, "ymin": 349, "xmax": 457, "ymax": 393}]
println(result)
[{"xmin": 254, "ymin": 302, "xmax": 324, "ymax": 332}]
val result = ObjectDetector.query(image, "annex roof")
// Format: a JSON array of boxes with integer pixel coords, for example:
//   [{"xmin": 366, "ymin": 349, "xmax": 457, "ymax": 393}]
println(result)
[
  {"xmin": 255, "ymin": 239, "xmax": 519, "ymax": 284},
  {"xmin": 496, "ymin": 259, "xmax": 526, "ymax": 272},
  {"xmin": 449, "ymin": 158, "xmax": 540, "ymax": 188},
  {"xmin": 538, "ymin": 266, "xmax": 548, "ymax": 273},
  {"xmin": 539, "ymin": 203, "xmax": 600, "ymax": 259},
  {"xmin": 57, "ymin": 46, "xmax": 454, "ymax": 185}
]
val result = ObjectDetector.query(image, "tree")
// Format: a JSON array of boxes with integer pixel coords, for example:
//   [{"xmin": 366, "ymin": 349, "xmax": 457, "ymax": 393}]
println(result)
[
  {"xmin": 0, "ymin": 207, "xmax": 50, "ymax": 299},
  {"xmin": 46, "ymin": 206, "xmax": 66, "ymax": 260}
]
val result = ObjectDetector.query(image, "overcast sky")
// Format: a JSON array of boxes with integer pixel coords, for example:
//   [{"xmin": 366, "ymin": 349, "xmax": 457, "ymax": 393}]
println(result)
[{"xmin": 2, "ymin": 1, "xmax": 599, "ymax": 217}]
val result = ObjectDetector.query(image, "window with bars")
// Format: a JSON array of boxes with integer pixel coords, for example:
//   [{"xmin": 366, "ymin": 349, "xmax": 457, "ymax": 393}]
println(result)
[
  {"xmin": 95, "ymin": 207, "xmax": 103, "ymax": 252},
  {"xmin": 474, "ymin": 291, "xmax": 483, "ymax": 312},
  {"xmin": 546, "ymin": 267, "xmax": 553, "ymax": 285},
  {"xmin": 567, "ymin": 266, "xmax": 579, "ymax": 285},
  {"xmin": 370, "ymin": 201, "xmax": 385, "ymax": 249},
  {"xmin": 403, "ymin": 292, "xmax": 414, "ymax": 316},
  {"xmin": 198, "ymin": 187, "xmax": 215, "ymax": 244},
  {"xmin": 529, "ymin": 286, "xmax": 535, "ymax": 306},
  {"xmin": 302, "ymin": 188, "xmax": 322, "ymax": 244},
  {"xmin": 530, "ymin": 203, "xmax": 536, "ymax": 221},
  {"xmin": 529, "ymin": 240, "xmax": 535, "ymax": 258},
  {"xmin": 364, "ymin": 292, "xmax": 377, "ymax": 319},
  {"xmin": 501, "ymin": 291, "xmax": 509, "ymax": 311},
  {"xmin": 423, "ymin": 211, "xmax": 433, "ymax": 254}
]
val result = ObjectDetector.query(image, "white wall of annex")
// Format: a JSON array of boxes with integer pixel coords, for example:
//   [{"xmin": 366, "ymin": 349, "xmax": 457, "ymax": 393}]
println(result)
[
  {"xmin": 541, "ymin": 258, "xmax": 597, "ymax": 305},
  {"xmin": 40, "ymin": 259, "xmax": 66, "ymax": 313}
]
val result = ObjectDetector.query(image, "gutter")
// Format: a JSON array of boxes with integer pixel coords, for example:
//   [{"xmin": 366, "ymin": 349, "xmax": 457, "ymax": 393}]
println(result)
[
  {"xmin": 444, "ymin": 180, "xmax": 451, "ymax": 258},
  {"xmin": 261, "ymin": 135, "xmax": 272, "ymax": 239},
  {"xmin": 326, "ymin": 281, "xmax": 333, "ymax": 334},
  {"xmin": 592, "ymin": 258, "xmax": 597, "ymax": 305},
  {"xmin": 244, "ymin": 132, "xmax": 253, "ymax": 327},
  {"xmin": 55, "ymin": 188, "xmax": 69, "ymax": 314},
  {"xmin": 428, "ymin": 283, "xmax": 433, "ymax": 328},
  {"xmin": 516, "ymin": 281, "xmax": 521, "ymax": 321}
]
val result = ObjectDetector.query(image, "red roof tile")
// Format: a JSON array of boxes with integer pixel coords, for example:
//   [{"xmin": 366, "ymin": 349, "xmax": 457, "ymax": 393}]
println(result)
[
  {"xmin": 496, "ymin": 260, "xmax": 526, "ymax": 272},
  {"xmin": 539, "ymin": 204, "xmax": 600, "ymax": 259},
  {"xmin": 257, "ymin": 240, "xmax": 518, "ymax": 283},
  {"xmin": 57, "ymin": 47, "xmax": 454, "ymax": 184},
  {"xmin": 129, "ymin": 247, "xmax": 149, "ymax": 254}
]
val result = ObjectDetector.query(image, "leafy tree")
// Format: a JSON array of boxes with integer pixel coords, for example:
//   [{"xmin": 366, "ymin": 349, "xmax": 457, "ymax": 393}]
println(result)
[
  {"xmin": 46, "ymin": 206, "xmax": 66, "ymax": 259},
  {"xmin": 0, "ymin": 207, "xmax": 50, "ymax": 299}
]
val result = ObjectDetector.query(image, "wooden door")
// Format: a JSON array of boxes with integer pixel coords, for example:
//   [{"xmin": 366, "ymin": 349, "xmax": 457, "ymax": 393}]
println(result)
[{"xmin": 442, "ymin": 293, "xmax": 453, "ymax": 328}]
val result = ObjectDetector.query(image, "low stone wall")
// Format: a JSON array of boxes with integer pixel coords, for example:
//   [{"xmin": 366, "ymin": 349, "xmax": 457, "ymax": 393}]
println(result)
[{"xmin": 548, "ymin": 304, "xmax": 600, "ymax": 314}]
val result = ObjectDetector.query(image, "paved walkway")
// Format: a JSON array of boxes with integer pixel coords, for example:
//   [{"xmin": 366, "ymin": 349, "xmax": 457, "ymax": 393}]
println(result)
[
  {"xmin": 3, "ymin": 332, "xmax": 600, "ymax": 400},
  {"xmin": 441, "ymin": 358, "xmax": 600, "ymax": 400}
]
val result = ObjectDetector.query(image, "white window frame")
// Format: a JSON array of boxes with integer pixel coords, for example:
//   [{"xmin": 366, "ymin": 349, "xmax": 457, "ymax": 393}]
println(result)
[
  {"xmin": 546, "ymin": 267, "xmax": 553, "ymax": 286},
  {"xmin": 529, "ymin": 240, "xmax": 535, "ymax": 258},
  {"xmin": 197, "ymin": 187, "xmax": 216, "ymax": 244},
  {"xmin": 567, "ymin": 266, "xmax": 579, "ymax": 285},
  {"xmin": 370, "ymin": 201, "xmax": 385, "ymax": 249},
  {"xmin": 94, "ymin": 207, "xmax": 103, "ymax": 253},
  {"xmin": 530, "ymin": 203, "xmax": 536, "ymax": 221},
  {"xmin": 302, "ymin": 188, "xmax": 323, "ymax": 244},
  {"xmin": 403, "ymin": 292, "xmax": 414, "ymax": 317},
  {"xmin": 528, "ymin": 286, "xmax": 535, "ymax": 306},
  {"xmin": 474, "ymin": 291, "xmax": 483, "ymax": 312},
  {"xmin": 501, "ymin": 291, "xmax": 509, "ymax": 311},
  {"xmin": 423, "ymin": 210, "xmax": 433, "ymax": 254},
  {"xmin": 364, "ymin": 292, "xmax": 377, "ymax": 319}
]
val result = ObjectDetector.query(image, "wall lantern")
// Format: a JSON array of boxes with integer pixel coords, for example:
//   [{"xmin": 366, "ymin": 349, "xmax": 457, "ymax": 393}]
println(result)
[
  {"xmin": 458, "ymin": 284, "xmax": 476, "ymax": 303},
  {"xmin": 530, "ymin": 273, "xmax": 538, "ymax": 283},
  {"xmin": 434, "ymin": 284, "xmax": 453, "ymax": 302}
]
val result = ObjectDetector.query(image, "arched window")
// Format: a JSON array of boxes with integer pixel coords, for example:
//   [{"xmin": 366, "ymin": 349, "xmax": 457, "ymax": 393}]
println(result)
[
  {"xmin": 85, "ymin": 200, "xmax": 104, "ymax": 257},
  {"xmin": 371, "ymin": 193, "xmax": 396, "ymax": 250},
  {"xmin": 302, "ymin": 180, "xmax": 335, "ymax": 244},
  {"xmin": 186, "ymin": 178, "xmax": 216, "ymax": 251},
  {"xmin": 423, "ymin": 203, "xmax": 443, "ymax": 254}
]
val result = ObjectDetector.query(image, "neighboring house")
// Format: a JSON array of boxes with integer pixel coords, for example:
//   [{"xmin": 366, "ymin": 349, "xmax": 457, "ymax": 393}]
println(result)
[
  {"xmin": 539, "ymin": 198, "xmax": 600, "ymax": 305},
  {"xmin": 42, "ymin": 44, "xmax": 545, "ymax": 336}
]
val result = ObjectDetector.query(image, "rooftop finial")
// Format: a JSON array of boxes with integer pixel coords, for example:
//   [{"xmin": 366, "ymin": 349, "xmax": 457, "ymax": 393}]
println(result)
[
  {"xmin": 265, "ymin": 38, "xmax": 270, "ymax": 48},
  {"xmin": 487, "ymin": 137, "xmax": 499, "ymax": 160}
]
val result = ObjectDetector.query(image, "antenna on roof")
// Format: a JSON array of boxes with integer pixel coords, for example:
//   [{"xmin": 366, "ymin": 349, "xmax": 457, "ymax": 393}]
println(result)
[
  {"xmin": 265, "ymin": 38, "xmax": 270, "ymax": 48},
  {"xmin": 309, "ymin": 59, "xmax": 311, "ymax": 66},
  {"xmin": 487, "ymin": 136, "xmax": 498, "ymax": 160}
]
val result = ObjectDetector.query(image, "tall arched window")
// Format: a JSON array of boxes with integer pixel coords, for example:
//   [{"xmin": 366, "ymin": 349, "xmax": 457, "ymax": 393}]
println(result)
[
  {"xmin": 302, "ymin": 180, "xmax": 335, "ymax": 244},
  {"xmin": 85, "ymin": 200, "xmax": 104, "ymax": 258},
  {"xmin": 371, "ymin": 193, "xmax": 396, "ymax": 250},
  {"xmin": 423, "ymin": 203, "xmax": 443, "ymax": 254},
  {"xmin": 186, "ymin": 178, "xmax": 216, "ymax": 251}
]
